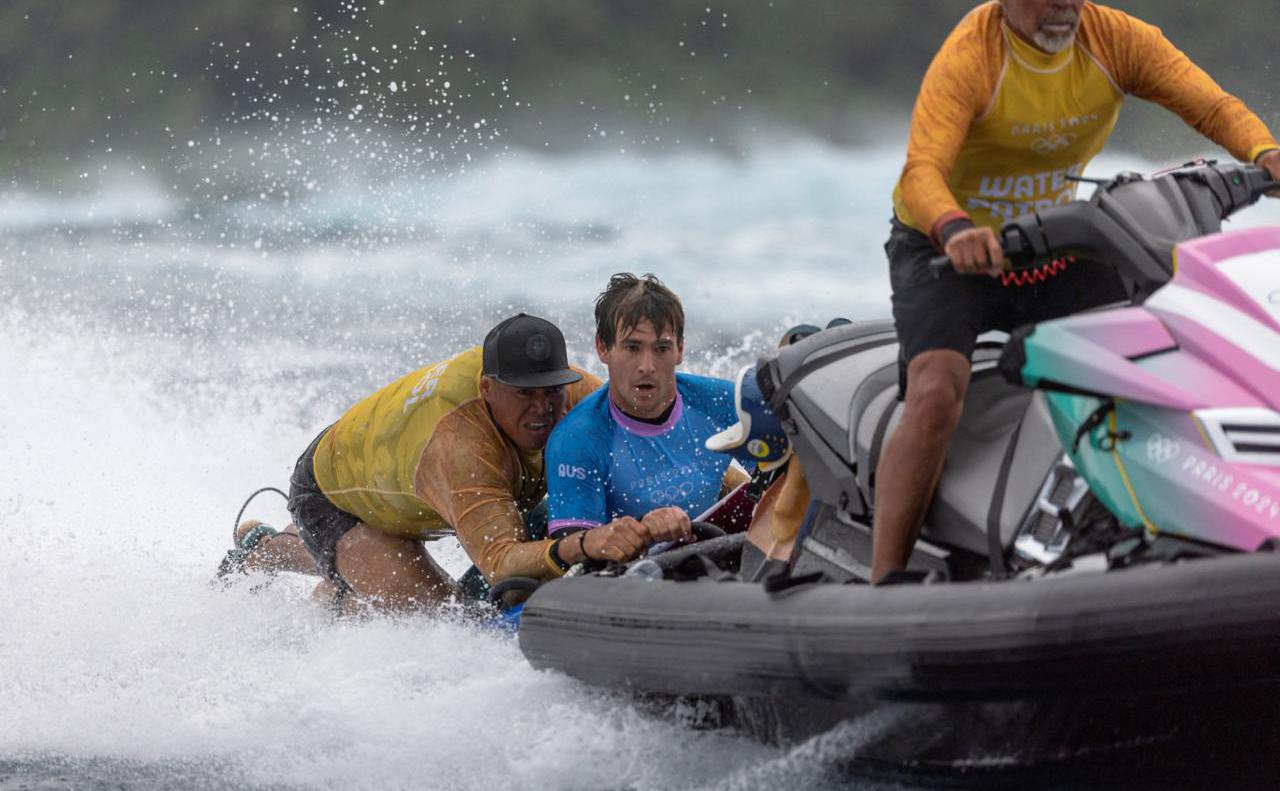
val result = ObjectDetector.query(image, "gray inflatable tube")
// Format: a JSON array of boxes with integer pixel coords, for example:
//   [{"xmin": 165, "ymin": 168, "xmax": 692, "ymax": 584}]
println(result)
[
  {"xmin": 520, "ymin": 550, "xmax": 1280, "ymax": 700},
  {"xmin": 518, "ymin": 547, "xmax": 1280, "ymax": 775}
]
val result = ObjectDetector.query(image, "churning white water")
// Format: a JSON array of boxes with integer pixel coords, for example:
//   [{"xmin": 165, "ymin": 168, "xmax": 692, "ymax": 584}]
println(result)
[{"xmin": 3, "ymin": 141, "xmax": 1276, "ymax": 790}]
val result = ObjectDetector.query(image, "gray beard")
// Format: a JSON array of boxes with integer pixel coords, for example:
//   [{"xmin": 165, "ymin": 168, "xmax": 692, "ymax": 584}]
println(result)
[{"xmin": 1033, "ymin": 30, "xmax": 1077, "ymax": 53}]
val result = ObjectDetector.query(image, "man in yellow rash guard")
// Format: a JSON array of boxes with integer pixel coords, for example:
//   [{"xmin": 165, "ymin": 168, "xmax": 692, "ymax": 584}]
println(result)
[
  {"xmin": 872, "ymin": 0, "xmax": 1280, "ymax": 583},
  {"xmin": 223, "ymin": 314, "xmax": 685, "ymax": 611}
]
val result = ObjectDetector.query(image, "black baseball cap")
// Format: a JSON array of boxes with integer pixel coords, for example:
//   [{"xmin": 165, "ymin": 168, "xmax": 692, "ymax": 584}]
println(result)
[{"xmin": 482, "ymin": 313, "xmax": 583, "ymax": 388}]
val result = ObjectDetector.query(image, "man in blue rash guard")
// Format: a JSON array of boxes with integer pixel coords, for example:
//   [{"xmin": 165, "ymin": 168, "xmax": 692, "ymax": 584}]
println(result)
[{"xmin": 546, "ymin": 273, "xmax": 749, "ymax": 551}]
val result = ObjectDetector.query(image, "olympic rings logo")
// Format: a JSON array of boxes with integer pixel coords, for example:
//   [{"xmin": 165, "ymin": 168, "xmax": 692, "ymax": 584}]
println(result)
[
  {"xmin": 1146, "ymin": 433, "xmax": 1181, "ymax": 465},
  {"xmin": 649, "ymin": 480, "xmax": 697, "ymax": 506},
  {"xmin": 1030, "ymin": 132, "xmax": 1078, "ymax": 155}
]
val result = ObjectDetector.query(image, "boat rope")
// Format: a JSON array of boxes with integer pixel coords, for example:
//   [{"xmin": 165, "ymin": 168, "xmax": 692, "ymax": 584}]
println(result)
[
  {"xmin": 1071, "ymin": 398, "xmax": 1130, "ymax": 454},
  {"xmin": 232, "ymin": 486, "xmax": 289, "ymax": 537}
]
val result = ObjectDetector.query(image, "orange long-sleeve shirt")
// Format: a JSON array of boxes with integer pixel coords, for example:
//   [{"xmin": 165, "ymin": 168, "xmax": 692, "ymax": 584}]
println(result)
[
  {"xmin": 893, "ymin": 1, "xmax": 1278, "ymax": 246},
  {"xmin": 313, "ymin": 345, "xmax": 602, "ymax": 582}
]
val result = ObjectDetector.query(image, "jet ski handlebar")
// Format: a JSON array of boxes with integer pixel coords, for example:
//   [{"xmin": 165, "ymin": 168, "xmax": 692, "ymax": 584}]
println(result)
[
  {"xmin": 927, "ymin": 229, "xmax": 1031, "ymax": 278},
  {"xmin": 927, "ymin": 161, "xmax": 1276, "ymax": 286}
]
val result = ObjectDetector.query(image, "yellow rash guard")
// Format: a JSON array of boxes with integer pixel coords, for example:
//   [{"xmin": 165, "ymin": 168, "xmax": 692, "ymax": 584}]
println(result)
[
  {"xmin": 312, "ymin": 345, "xmax": 601, "ymax": 581},
  {"xmin": 893, "ymin": 1, "xmax": 1279, "ymax": 246}
]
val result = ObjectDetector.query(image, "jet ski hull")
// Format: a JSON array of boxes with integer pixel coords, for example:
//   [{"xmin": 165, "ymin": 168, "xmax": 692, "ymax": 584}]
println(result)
[{"xmin": 519, "ymin": 551, "xmax": 1280, "ymax": 775}]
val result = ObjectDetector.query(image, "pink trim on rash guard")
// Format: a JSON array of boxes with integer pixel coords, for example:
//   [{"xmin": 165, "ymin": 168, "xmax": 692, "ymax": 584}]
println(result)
[
  {"xmin": 548, "ymin": 518, "xmax": 601, "ymax": 534},
  {"xmin": 608, "ymin": 392, "xmax": 684, "ymax": 437}
]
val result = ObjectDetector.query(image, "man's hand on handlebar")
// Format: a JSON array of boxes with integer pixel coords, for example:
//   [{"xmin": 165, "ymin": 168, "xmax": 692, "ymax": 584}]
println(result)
[
  {"xmin": 641, "ymin": 506, "xmax": 693, "ymax": 544},
  {"xmin": 944, "ymin": 226, "xmax": 1005, "ymax": 276},
  {"xmin": 578, "ymin": 517, "xmax": 651, "ymax": 564},
  {"xmin": 1257, "ymin": 149, "xmax": 1280, "ymax": 198}
]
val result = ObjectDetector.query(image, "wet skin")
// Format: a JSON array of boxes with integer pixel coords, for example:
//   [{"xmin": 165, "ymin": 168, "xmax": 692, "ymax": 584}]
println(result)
[
  {"xmin": 480, "ymin": 377, "xmax": 569, "ymax": 451},
  {"xmin": 1001, "ymin": 0, "xmax": 1083, "ymax": 54},
  {"xmin": 595, "ymin": 318, "xmax": 683, "ymax": 420}
]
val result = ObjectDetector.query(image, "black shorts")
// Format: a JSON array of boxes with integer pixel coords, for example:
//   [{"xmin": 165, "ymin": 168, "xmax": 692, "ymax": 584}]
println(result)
[
  {"xmin": 288, "ymin": 427, "xmax": 361, "ymax": 589},
  {"xmin": 886, "ymin": 217, "xmax": 1127, "ymax": 392}
]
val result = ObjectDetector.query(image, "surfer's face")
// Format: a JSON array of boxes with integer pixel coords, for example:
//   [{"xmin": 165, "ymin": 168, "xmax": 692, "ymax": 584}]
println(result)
[
  {"xmin": 597, "ymin": 319, "xmax": 683, "ymax": 420},
  {"xmin": 1002, "ymin": 0, "xmax": 1082, "ymax": 54},
  {"xmin": 481, "ymin": 377, "xmax": 568, "ymax": 451}
]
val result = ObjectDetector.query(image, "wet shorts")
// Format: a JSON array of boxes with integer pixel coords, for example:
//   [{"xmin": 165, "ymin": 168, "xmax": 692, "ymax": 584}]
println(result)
[
  {"xmin": 288, "ymin": 427, "xmax": 361, "ymax": 590},
  {"xmin": 885, "ymin": 217, "xmax": 1127, "ymax": 392}
]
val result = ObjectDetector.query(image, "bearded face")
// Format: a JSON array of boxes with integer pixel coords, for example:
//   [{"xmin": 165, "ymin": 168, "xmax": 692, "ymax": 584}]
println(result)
[{"xmin": 1002, "ymin": 0, "xmax": 1084, "ymax": 54}]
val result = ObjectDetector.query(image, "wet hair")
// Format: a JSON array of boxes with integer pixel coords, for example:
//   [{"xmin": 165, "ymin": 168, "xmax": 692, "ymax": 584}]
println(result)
[{"xmin": 594, "ymin": 272, "xmax": 685, "ymax": 349}]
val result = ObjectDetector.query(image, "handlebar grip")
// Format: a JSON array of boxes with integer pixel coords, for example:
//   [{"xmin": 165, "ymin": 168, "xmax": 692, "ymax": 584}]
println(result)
[
  {"xmin": 1237, "ymin": 162, "xmax": 1280, "ymax": 199},
  {"xmin": 929, "ymin": 255, "xmax": 952, "ymax": 278},
  {"xmin": 690, "ymin": 521, "xmax": 727, "ymax": 542}
]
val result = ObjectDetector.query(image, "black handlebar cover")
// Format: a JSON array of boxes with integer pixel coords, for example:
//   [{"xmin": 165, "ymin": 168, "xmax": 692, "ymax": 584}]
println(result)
[{"xmin": 925, "ymin": 162, "xmax": 1270, "ymax": 293}]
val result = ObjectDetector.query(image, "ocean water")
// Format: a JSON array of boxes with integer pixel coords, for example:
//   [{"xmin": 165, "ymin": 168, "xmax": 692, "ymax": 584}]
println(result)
[{"xmin": 3, "ymin": 141, "xmax": 1278, "ymax": 790}]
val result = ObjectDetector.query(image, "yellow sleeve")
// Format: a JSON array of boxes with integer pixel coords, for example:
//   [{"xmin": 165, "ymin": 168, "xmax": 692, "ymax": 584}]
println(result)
[
  {"xmin": 898, "ymin": 5, "xmax": 1003, "ymax": 241},
  {"xmin": 1086, "ymin": 6, "xmax": 1277, "ymax": 163},
  {"xmin": 414, "ymin": 369, "xmax": 601, "ymax": 584},
  {"xmin": 416, "ymin": 406, "xmax": 560, "ymax": 583}
]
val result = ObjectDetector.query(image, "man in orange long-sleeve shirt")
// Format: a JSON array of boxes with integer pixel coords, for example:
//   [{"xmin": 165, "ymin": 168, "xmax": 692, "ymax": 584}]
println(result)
[
  {"xmin": 220, "ymin": 314, "xmax": 689, "ymax": 611},
  {"xmin": 874, "ymin": 0, "xmax": 1280, "ymax": 582}
]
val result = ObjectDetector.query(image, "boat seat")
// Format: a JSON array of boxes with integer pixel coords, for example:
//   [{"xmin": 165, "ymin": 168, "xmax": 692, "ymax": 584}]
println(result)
[
  {"xmin": 921, "ymin": 364, "xmax": 1059, "ymax": 555},
  {"xmin": 761, "ymin": 320, "xmax": 899, "ymax": 521},
  {"xmin": 762, "ymin": 327, "xmax": 1061, "ymax": 557}
]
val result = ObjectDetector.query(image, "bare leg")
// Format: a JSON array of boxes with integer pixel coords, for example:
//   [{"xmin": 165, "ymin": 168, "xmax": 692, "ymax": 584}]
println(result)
[
  {"xmin": 870, "ymin": 349, "xmax": 970, "ymax": 582},
  {"xmin": 328, "ymin": 523, "xmax": 456, "ymax": 612},
  {"xmin": 236, "ymin": 521, "xmax": 319, "ymax": 576},
  {"xmin": 309, "ymin": 578, "xmax": 350, "ymax": 614}
]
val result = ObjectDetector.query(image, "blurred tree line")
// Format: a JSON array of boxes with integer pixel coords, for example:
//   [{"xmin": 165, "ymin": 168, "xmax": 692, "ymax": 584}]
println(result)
[{"xmin": 2, "ymin": 0, "xmax": 1277, "ymax": 178}]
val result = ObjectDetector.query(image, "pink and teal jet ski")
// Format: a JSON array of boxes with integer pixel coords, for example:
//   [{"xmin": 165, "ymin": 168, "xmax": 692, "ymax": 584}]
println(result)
[{"xmin": 517, "ymin": 161, "xmax": 1280, "ymax": 783}]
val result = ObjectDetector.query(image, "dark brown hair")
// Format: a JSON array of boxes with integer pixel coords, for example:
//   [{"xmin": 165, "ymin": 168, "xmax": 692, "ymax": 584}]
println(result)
[{"xmin": 593, "ymin": 272, "xmax": 685, "ymax": 349}]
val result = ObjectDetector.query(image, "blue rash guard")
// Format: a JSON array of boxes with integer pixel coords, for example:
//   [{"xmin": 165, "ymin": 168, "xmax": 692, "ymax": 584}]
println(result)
[{"xmin": 546, "ymin": 373, "xmax": 738, "ymax": 533}]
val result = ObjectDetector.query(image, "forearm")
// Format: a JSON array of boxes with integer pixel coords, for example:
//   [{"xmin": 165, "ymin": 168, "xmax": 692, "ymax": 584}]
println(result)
[
  {"xmin": 551, "ymin": 527, "xmax": 592, "ymax": 566},
  {"xmin": 552, "ymin": 517, "xmax": 658, "ymax": 566},
  {"xmin": 900, "ymin": 160, "xmax": 969, "ymax": 241},
  {"xmin": 472, "ymin": 533, "xmax": 563, "ymax": 582},
  {"xmin": 1122, "ymin": 22, "xmax": 1277, "ymax": 162},
  {"xmin": 453, "ymin": 500, "xmax": 563, "ymax": 582},
  {"xmin": 1173, "ymin": 87, "xmax": 1277, "ymax": 164},
  {"xmin": 897, "ymin": 93, "xmax": 978, "ymax": 242}
]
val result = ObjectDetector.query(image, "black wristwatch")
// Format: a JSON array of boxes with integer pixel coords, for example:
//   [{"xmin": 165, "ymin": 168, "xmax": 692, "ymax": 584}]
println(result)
[{"xmin": 547, "ymin": 535, "xmax": 572, "ymax": 572}]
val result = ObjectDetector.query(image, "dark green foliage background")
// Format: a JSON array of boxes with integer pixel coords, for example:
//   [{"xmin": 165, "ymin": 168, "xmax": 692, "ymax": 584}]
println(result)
[{"xmin": 2, "ymin": 1, "xmax": 1276, "ymax": 176}]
